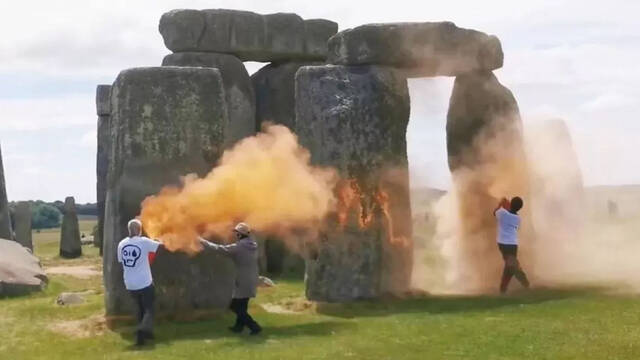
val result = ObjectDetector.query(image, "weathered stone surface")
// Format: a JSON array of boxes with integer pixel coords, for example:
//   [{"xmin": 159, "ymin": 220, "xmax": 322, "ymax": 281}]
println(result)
[
  {"xmin": 264, "ymin": 236, "xmax": 305, "ymax": 276},
  {"xmin": 252, "ymin": 61, "xmax": 321, "ymax": 130},
  {"xmin": 162, "ymin": 53, "xmax": 255, "ymax": 145},
  {"xmin": 0, "ymin": 238, "xmax": 47, "ymax": 296},
  {"xmin": 445, "ymin": 71, "xmax": 530, "ymax": 292},
  {"xmin": 96, "ymin": 84, "xmax": 111, "ymax": 116},
  {"xmin": 304, "ymin": 19, "xmax": 338, "ymax": 59},
  {"xmin": 328, "ymin": 22, "xmax": 503, "ymax": 77},
  {"xmin": 14, "ymin": 201, "xmax": 32, "ymax": 251},
  {"xmin": 104, "ymin": 67, "xmax": 234, "ymax": 316},
  {"xmin": 159, "ymin": 9, "xmax": 337, "ymax": 62},
  {"xmin": 56, "ymin": 292, "xmax": 86, "ymax": 305},
  {"xmin": 258, "ymin": 275, "xmax": 275, "ymax": 287},
  {"xmin": 447, "ymin": 71, "xmax": 521, "ymax": 170},
  {"xmin": 0, "ymin": 145, "xmax": 11, "ymax": 240},
  {"xmin": 60, "ymin": 196, "xmax": 82, "ymax": 258},
  {"xmin": 296, "ymin": 65, "xmax": 413, "ymax": 301},
  {"xmin": 263, "ymin": 13, "xmax": 305, "ymax": 58},
  {"xmin": 96, "ymin": 84, "xmax": 111, "ymax": 255},
  {"xmin": 158, "ymin": 9, "xmax": 205, "ymax": 51}
]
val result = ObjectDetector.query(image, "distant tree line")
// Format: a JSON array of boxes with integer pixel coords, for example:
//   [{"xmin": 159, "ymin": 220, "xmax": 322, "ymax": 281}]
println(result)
[{"xmin": 8, "ymin": 201, "xmax": 97, "ymax": 230}]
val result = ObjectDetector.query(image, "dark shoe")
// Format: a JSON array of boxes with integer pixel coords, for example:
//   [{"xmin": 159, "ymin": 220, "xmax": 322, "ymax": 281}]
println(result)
[
  {"xmin": 135, "ymin": 331, "xmax": 145, "ymax": 346},
  {"xmin": 229, "ymin": 325, "xmax": 244, "ymax": 333},
  {"xmin": 249, "ymin": 324, "xmax": 262, "ymax": 336}
]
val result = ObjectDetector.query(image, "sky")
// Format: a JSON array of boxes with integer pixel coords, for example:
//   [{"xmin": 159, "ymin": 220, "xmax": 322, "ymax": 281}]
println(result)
[{"xmin": 0, "ymin": 0, "xmax": 638, "ymax": 203}]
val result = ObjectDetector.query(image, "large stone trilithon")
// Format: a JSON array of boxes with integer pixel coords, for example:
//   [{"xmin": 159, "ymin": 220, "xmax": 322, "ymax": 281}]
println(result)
[
  {"xmin": 103, "ymin": 67, "xmax": 235, "ymax": 316},
  {"xmin": 296, "ymin": 65, "xmax": 413, "ymax": 301}
]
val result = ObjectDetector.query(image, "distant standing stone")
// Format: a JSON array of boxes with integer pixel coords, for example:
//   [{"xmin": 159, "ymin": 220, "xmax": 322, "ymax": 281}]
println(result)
[
  {"xmin": 96, "ymin": 84, "xmax": 112, "ymax": 256},
  {"xmin": 0, "ymin": 144, "xmax": 12, "ymax": 240},
  {"xmin": 60, "ymin": 196, "xmax": 82, "ymax": 258},
  {"xmin": 14, "ymin": 201, "xmax": 32, "ymax": 251}
]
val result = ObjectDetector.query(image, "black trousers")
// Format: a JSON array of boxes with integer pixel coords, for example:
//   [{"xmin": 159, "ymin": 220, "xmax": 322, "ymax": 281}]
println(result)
[
  {"xmin": 129, "ymin": 284, "xmax": 155, "ymax": 334},
  {"xmin": 498, "ymin": 244, "xmax": 530, "ymax": 293},
  {"xmin": 229, "ymin": 298, "xmax": 259, "ymax": 330}
]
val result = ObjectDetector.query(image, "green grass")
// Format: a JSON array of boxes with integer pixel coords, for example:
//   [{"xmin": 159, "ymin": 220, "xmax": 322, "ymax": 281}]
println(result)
[
  {"xmin": 4, "ymin": 217, "xmax": 640, "ymax": 359},
  {"xmin": 4, "ymin": 273, "xmax": 640, "ymax": 360},
  {"xmin": 33, "ymin": 219, "xmax": 100, "ymax": 266}
]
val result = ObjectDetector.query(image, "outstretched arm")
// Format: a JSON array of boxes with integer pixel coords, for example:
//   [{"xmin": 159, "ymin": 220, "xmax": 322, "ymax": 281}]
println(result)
[{"xmin": 199, "ymin": 237, "xmax": 237, "ymax": 257}]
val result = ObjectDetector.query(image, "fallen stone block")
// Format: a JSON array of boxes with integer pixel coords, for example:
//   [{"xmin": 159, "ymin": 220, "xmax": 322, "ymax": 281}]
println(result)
[{"xmin": 0, "ymin": 239, "xmax": 47, "ymax": 296}]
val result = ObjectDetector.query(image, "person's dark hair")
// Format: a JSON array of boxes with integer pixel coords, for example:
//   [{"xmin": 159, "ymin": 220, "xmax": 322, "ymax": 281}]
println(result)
[{"xmin": 510, "ymin": 196, "xmax": 524, "ymax": 213}]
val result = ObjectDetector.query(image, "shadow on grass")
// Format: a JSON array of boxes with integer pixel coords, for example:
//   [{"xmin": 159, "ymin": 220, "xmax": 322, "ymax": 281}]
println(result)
[
  {"xmin": 315, "ymin": 286, "xmax": 609, "ymax": 318},
  {"xmin": 114, "ymin": 315, "xmax": 354, "ymax": 349}
]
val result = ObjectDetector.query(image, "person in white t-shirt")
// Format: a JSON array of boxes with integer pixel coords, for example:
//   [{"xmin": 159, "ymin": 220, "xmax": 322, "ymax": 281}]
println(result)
[
  {"xmin": 494, "ymin": 196, "xmax": 530, "ymax": 293},
  {"xmin": 117, "ymin": 219, "xmax": 163, "ymax": 346}
]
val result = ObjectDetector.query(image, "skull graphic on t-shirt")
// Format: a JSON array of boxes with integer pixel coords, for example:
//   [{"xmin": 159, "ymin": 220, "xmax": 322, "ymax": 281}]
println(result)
[{"xmin": 121, "ymin": 244, "xmax": 142, "ymax": 267}]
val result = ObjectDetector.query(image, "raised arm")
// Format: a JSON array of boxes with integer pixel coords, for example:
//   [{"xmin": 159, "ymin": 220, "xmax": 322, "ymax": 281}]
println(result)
[{"xmin": 494, "ymin": 198, "xmax": 509, "ymax": 216}]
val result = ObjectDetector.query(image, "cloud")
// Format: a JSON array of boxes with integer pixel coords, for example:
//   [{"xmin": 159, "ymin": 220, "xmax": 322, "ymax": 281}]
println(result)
[
  {"xmin": 580, "ymin": 93, "xmax": 636, "ymax": 112},
  {"xmin": 0, "ymin": 95, "xmax": 95, "ymax": 131},
  {"xmin": 80, "ymin": 130, "xmax": 97, "ymax": 148},
  {"xmin": 0, "ymin": 0, "xmax": 639, "ymax": 202}
]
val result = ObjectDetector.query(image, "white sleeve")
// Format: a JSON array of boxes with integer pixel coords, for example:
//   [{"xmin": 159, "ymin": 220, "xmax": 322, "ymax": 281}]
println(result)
[
  {"xmin": 116, "ymin": 242, "xmax": 123, "ymax": 263},
  {"xmin": 142, "ymin": 237, "xmax": 161, "ymax": 253},
  {"xmin": 495, "ymin": 208, "xmax": 507, "ymax": 220}
]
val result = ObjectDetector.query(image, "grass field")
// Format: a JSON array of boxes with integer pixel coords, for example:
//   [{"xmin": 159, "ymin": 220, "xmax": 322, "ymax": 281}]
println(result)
[{"xmin": 3, "ymin": 204, "xmax": 640, "ymax": 359}]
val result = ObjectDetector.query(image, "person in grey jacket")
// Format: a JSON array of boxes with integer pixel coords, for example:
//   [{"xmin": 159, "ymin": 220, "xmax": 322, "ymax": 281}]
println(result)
[{"xmin": 199, "ymin": 222, "xmax": 262, "ymax": 335}]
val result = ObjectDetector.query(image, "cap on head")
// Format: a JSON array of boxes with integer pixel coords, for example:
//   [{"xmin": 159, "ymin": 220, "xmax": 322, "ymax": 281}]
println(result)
[
  {"xmin": 510, "ymin": 196, "xmax": 524, "ymax": 213},
  {"xmin": 127, "ymin": 219, "xmax": 142, "ymax": 236},
  {"xmin": 233, "ymin": 222, "xmax": 251, "ymax": 236}
]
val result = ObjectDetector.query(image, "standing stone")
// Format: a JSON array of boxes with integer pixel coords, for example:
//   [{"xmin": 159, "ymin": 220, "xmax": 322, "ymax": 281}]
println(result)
[
  {"xmin": 60, "ymin": 196, "xmax": 82, "ymax": 258},
  {"xmin": 96, "ymin": 84, "xmax": 111, "ymax": 256},
  {"xmin": 159, "ymin": 9, "xmax": 337, "ymax": 62},
  {"xmin": 296, "ymin": 65, "xmax": 413, "ymax": 301},
  {"xmin": 0, "ymin": 144, "xmax": 12, "ymax": 240},
  {"xmin": 104, "ymin": 67, "xmax": 234, "ymax": 316},
  {"xmin": 526, "ymin": 119, "xmax": 584, "ymax": 283},
  {"xmin": 251, "ymin": 61, "xmax": 321, "ymax": 130},
  {"xmin": 327, "ymin": 22, "xmax": 503, "ymax": 77},
  {"xmin": 14, "ymin": 201, "xmax": 32, "ymax": 251},
  {"xmin": 446, "ymin": 71, "xmax": 530, "ymax": 292},
  {"xmin": 264, "ymin": 235, "xmax": 305, "ymax": 276},
  {"xmin": 162, "ymin": 52, "xmax": 255, "ymax": 145}
]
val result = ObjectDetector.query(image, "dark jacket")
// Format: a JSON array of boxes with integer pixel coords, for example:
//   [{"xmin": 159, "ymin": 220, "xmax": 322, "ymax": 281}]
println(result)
[{"xmin": 200, "ymin": 236, "xmax": 259, "ymax": 299}]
